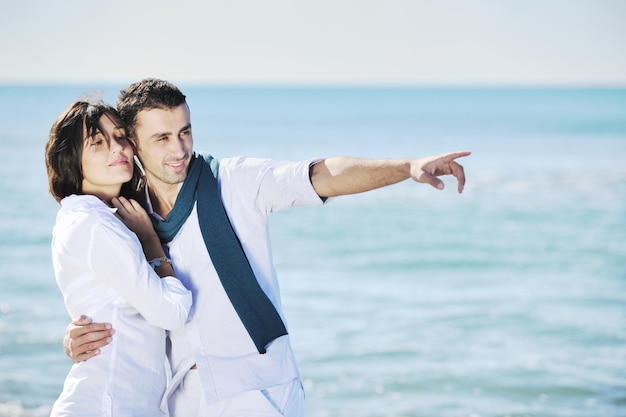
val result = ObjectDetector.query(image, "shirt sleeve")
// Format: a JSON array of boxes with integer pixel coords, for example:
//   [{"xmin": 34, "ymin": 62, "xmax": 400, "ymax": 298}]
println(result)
[
  {"xmin": 83, "ymin": 216, "xmax": 192, "ymax": 331},
  {"xmin": 218, "ymin": 157, "xmax": 327, "ymax": 215}
]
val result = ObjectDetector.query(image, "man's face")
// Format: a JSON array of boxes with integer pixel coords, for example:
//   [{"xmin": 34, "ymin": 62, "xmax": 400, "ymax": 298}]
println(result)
[{"xmin": 134, "ymin": 104, "xmax": 194, "ymax": 190}]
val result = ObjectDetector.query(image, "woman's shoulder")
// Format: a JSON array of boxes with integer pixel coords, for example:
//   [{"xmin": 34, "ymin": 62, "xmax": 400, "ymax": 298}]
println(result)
[{"xmin": 56, "ymin": 195, "xmax": 122, "ymax": 236}]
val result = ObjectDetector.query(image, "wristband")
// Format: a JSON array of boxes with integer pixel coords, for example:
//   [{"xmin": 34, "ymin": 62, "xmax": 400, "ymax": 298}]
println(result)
[{"xmin": 148, "ymin": 256, "xmax": 171, "ymax": 269}]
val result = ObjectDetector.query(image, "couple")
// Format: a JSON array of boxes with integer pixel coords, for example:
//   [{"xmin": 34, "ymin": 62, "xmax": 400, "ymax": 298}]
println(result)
[{"xmin": 46, "ymin": 78, "xmax": 471, "ymax": 416}]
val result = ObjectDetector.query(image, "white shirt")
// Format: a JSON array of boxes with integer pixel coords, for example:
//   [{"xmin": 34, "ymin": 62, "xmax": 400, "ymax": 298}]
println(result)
[
  {"xmin": 160, "ymin": 157, "xmax": 325, "ymax": 406},
  {"xmin": 50, "ymin": 194, "xmax": 192, "ymax": 417}
]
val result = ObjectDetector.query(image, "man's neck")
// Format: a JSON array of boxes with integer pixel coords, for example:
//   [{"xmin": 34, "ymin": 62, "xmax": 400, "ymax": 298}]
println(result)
[{"xmin": 147, "ymin": 182, "xmax": 180, "ymax": 219}]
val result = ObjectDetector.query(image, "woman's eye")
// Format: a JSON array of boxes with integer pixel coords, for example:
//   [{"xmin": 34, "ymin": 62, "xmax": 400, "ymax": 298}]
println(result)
[{"xmin": 91, "ymin": 139, "xmax": 103, "ymax": 147}]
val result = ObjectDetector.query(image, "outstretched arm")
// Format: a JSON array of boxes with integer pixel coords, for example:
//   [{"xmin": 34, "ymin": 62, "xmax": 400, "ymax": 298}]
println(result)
[{"xmin": 310, "ymin": 150, "xmax": 471, "ymax": 198}]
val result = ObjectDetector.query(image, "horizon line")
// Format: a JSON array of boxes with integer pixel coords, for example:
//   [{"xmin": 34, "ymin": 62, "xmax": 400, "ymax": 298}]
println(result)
[{"xmin": 1, "ymin": 80, "xmax": 625, "ymax": 90}]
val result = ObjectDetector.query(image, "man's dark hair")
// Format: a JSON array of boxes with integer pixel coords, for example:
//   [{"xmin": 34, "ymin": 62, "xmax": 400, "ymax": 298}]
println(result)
[{"xmin": 117, "ymin": 78, "xmax": 187, "ymax": 140}]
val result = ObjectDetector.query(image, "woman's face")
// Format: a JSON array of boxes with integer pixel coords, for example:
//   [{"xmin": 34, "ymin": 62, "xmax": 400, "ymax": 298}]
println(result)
[{"xmin": 81, "ymin": 113, "xmax": 134, "ymax": 202}]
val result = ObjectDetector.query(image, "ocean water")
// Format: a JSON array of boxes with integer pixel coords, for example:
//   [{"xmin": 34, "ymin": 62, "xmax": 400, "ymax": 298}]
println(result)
[{"xmin": 0, "ymin": 85, "xmax": 624, "ymax": 417}]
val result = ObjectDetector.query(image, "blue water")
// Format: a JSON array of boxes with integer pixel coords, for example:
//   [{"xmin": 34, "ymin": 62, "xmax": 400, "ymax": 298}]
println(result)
[{"xmin": 0, "ymin": 86, "xmax": 624, "ymax": 417}]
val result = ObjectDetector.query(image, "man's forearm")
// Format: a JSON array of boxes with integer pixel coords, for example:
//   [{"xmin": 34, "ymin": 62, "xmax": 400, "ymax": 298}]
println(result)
[{"xmin": 311, "ymin": 157, "xmax": 411, "ymax": 198}]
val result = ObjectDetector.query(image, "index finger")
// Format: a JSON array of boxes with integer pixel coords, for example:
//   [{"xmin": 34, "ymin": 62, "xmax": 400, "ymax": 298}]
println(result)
[
  {"xmin": 69, "ymin": 321, "xmax": 112, "ymax": 339},
  {"xmin": 113, "ymin": 197, "xmax": 146, "ymax": 215},
  {"xmin": 111, "ymin": 196, "xmax": 132, "ymax": 214},
  {"xmin": 441, "ymin": 150, "xmax": 472, "ymax": 163}
]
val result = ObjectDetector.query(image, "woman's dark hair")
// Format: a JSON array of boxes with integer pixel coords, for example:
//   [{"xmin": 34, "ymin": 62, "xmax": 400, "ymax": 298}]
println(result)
[{"xmin": 45, "ymin": 99, "xmax": 141, "ymax": 203}]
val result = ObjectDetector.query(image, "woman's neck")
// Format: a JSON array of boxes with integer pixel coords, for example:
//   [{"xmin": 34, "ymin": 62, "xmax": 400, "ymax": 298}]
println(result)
[{"xmin": 81, "ymin": 186, "xmax": 121, "ymax": 208}]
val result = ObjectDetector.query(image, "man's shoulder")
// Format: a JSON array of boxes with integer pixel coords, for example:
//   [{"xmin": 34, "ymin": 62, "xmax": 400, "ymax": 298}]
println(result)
[
  {"xmin": 206, "ymin": 156, "xmax": 275, "ymax": 194},
  {"xmin": 215, "ymin": 156, "xmax": 273, "ymax": 170},
  {"xmin": 195, "ymin": 153, "xmax": 219, "ymax": 177}
]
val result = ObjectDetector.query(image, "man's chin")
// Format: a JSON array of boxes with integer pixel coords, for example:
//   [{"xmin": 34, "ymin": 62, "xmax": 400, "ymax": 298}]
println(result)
[{"xmin": 167, "ymin": 173, "xmax": 187, "ymax": 184}]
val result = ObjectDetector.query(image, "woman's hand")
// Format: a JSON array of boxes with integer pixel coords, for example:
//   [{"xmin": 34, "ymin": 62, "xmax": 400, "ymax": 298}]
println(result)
[{"xmin": 112, "ymin": 197, "xmax": 158, "ymax": 244}]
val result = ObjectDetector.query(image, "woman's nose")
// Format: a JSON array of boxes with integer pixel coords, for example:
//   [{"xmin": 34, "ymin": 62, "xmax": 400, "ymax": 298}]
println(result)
[{"xmin": 109, "ymin": 138, "xmax": 126, "ymax": 154}]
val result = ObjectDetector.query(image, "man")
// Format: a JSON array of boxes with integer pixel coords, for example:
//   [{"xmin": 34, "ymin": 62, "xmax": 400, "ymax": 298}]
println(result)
[{"xmin": 64, "ymin": 78, "xmax": 470, "ymax": 416}]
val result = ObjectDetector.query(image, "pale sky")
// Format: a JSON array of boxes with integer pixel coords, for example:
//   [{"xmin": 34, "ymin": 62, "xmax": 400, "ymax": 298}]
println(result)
[{"xmin": 1, "ymin": 0, "xmax": 625, "ymax": 86}]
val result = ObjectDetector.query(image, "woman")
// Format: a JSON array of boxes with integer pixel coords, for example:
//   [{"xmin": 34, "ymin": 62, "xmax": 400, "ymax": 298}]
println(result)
[{"xmin": 45, "ymin": 99, "xmax": 192, "ymax": 416}]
